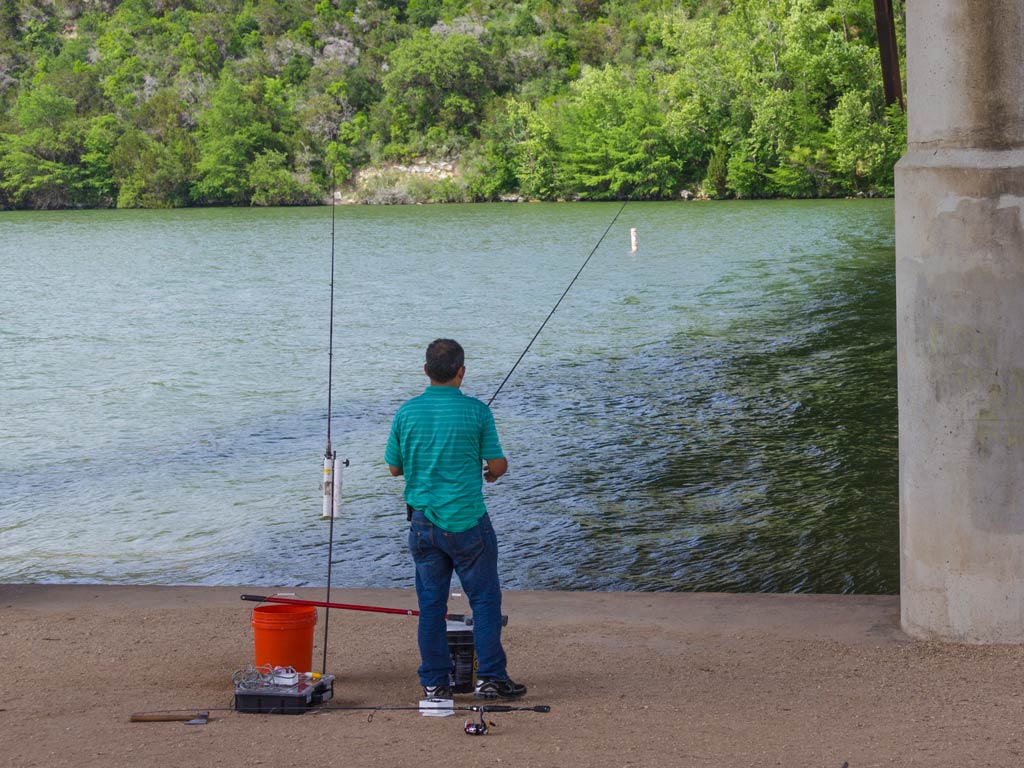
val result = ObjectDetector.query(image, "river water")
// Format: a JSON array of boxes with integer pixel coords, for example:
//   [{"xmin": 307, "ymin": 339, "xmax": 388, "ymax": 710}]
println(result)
[{"xmin": 0, "ymin": 200, "xmax": 897, "ymax": 593}]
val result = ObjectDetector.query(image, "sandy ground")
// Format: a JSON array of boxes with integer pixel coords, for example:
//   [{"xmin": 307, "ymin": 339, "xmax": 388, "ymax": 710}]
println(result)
[{"xmin": 2, "ymin": 584, "xmax": 1023, "ymax": 768}]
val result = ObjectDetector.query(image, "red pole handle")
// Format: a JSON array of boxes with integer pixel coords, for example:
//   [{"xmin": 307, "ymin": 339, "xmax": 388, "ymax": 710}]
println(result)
[{"xmin": 240, "ymin": 594, "xmax": 508, "ymax": 626}]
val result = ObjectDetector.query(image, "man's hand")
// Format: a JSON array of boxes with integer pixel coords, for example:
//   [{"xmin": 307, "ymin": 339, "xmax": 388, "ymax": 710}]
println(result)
[
  {"xmin": 388, "ymin": 464, "xmax": 403, "ymax": 477},
  {"xmin": 483, "ymin": 458, "xmax": 508, "ymax": 483}
]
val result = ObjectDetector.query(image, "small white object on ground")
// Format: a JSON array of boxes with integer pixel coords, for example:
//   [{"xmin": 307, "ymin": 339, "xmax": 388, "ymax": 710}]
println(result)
[{"xmin": 419, "ymin": 698, "xmax": 455, "ymax": 717}]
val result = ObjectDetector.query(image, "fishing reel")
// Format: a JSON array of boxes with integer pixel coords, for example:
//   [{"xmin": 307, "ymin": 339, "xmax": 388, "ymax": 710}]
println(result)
[
  {"xmin": 464, "ymin": 715, "xmax": 494, "ymax": 736},
  {"xmin": 461, "ymin": 704, "xmax": 549, "ymax": 736}
]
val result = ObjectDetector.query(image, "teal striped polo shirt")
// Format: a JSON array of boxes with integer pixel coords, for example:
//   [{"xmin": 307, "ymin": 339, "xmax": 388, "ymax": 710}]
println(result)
[{"xmin": 385, "ymin": 386, "xmax": 504, "ymax": 532}]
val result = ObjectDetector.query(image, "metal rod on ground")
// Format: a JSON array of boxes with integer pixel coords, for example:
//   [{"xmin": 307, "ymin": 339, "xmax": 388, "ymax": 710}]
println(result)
[{"xmin": 240, "ymin": 594, "xmax": 508, "ymax": 626}]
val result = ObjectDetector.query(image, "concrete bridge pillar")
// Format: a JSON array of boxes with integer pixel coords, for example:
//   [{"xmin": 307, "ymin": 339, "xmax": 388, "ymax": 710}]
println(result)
[{"xmin": 897, "ymin": 1, "xmax": 1024, "ymax": 642}]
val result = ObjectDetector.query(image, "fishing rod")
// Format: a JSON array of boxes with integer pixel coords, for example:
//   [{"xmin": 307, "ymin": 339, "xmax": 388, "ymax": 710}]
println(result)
[
  {"xmin": 240, "ymin": 593, "xmax": 508, "ymax": 626},
  {"xmin": 320, "ymin": 175, "xmax": 348, "ymax": 676},
  {"xmin": 486, "ymin": 200, "xmax": 628, "ymax": 407},
  {"xmin": 129, "ymin": 704, "xmax": 550, "ymax": 717},
  {"xmin": 129, "ymin": 703, "xmax": 552, "ymax": 736},
  {"xmin": 317, "ymin": 702, "xmax": 552, "ymax": 736},
  {"xmin": 318, "ymin": 703, "xmax": 551, "ymax": 715}
]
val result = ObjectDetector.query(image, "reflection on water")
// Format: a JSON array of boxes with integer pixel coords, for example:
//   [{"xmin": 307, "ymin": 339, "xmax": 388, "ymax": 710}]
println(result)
[
  {"xmin": 605, "ymin": 245, "xmax": 896, "ymax": 592},
  {"xmin": 484, "ymin": 205, "xmax": 897, "ymax": 594},
  {"xmin": 0, "ymin": 201, "xmax": 897, "ymax": 593}
]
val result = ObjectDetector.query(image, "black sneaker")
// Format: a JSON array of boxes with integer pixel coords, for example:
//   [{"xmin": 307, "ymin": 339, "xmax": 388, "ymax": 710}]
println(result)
[
  {"xmin": 422, "ymin": 684, "xmax": 453, "ymax": 699},
  {"xmin": 474, "ymin": 678, "xmax": 527, "ymax": 700}
]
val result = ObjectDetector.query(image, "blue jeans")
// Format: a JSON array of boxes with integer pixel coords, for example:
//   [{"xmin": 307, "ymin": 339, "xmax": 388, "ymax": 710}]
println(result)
[{"xmin": 408, "ymin": 510, "xmax": 508, "ymax": 687}]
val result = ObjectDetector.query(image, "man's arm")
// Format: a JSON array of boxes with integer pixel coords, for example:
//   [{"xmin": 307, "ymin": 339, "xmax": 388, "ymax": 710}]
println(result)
[
  {"xmin": 483, "ymin": 458, "xmax": 507, "ymax": 483},
  {"xmin": 384, "ymin": 413, "xmax": 403, "ymax": 477}
]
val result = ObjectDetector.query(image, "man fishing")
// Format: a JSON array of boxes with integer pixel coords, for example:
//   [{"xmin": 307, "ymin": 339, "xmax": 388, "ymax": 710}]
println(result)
[{"xmin": 385, "ymin": 338, "xmax": 527, "ymax": 701}]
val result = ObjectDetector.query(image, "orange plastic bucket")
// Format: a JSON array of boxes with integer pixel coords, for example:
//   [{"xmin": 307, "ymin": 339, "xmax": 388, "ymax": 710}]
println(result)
[{"xmin": 251, "ymin": 604, "xmax": 317, "ymax": 672}]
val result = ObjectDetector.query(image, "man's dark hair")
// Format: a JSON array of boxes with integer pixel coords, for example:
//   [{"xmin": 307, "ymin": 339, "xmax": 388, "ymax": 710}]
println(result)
[{"xmin": 425, "ymin": 338, "xmax": 465, "ymax": 382}]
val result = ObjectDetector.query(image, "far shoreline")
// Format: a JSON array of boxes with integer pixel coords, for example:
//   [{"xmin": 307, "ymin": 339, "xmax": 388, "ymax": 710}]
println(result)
[{"xmin": 0, "ymin": 193, "xmax": 895, "ymax": 213}]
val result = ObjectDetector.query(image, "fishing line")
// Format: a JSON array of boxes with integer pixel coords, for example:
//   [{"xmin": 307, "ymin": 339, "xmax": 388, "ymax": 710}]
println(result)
[{"xmin": 486, "ymin": 200, "xmax": 628, "ymax": 407}]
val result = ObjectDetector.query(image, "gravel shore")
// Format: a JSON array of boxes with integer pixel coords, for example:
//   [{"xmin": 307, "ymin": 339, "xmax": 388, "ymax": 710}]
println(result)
[{"xmin": 2, "ymin": 584, "xmax": 1020, "ymax": 768}]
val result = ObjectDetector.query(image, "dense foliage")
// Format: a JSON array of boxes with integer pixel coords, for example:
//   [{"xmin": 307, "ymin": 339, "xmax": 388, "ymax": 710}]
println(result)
[{"xmin": 0, "ymin": 0, "xmax": 905, "ymax": 208}]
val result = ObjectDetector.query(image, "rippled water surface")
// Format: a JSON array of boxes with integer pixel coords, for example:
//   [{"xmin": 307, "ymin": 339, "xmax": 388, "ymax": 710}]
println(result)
[{"xmin": 0, "ymin": 201, "xmax": 897, "ymax": 592}]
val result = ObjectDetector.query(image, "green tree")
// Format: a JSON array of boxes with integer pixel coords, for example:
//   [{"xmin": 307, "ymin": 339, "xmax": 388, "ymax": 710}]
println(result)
[
  {"xmin": 0, "ymin": 84, "xmax": 82, "ymax": 208},
  {"xmin": 828, "ymin": 92, "xmax": 903, "ymax": 194},
  {"xmin": 515, "ymin": 101, "xmax": 562, "ymax": 200},
  {"xmin": 191, "ymin": 74, "xmax": 295, "ymax": 204},
  {"xmin": 249, "ymin": 148, "xmax": 316, "ymax": 205},
  {"xmin": 703, "ymin": 142, "xmax": 729, "ymax": 199},
  {"xmin": 110, "ymin": 126, "xmax": 192, "ymax": 207},
  {"xmin": 766, "ymin": 145, "xmax": 821, "ymax": 198},
  {"xmin": 192, "ymin": 76, "xmax": 262, "ymax": 203},
  {"xmin": 553, "ymin": 65, "xmax": 681, "ymax": 200},
  {"xmin": 0, "ymin": 0, "xmax": 20, "ymax": 41},
  {"xmin": 77, "ymin": 114, "xmax": 123, "ymax": 206},
  {"xmin": 0, "ymin": 0, "xmax": 908, "ymax": 207},
  {"xmin": 380, "ymin": 30, "xmax": 494, "ymax": 147},
  {"xmin": 725, "ymin": 150, "xmax": 764, "ymax": 199},
  {"xmin": 464, "ymin": 97, "xmax": 528, "ymax": 200}
]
